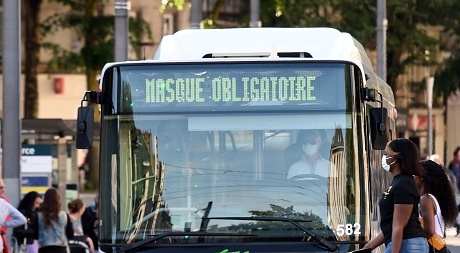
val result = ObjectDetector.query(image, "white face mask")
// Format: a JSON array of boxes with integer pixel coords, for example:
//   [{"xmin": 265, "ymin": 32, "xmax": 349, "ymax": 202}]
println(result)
[
  {"xmin": 381, "ymin": 155, "xmax": 395, "ymax": 172},
  {"xmin": 303, "ymin": 143, "xmax": 320, "ymax": 156}
]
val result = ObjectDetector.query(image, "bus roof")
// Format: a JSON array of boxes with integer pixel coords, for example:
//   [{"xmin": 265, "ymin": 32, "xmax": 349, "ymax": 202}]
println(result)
[
  {"xmin": 103, "ymin": 27, "xmax": 393, "ymax": 106},
  {"xmin": 151, "ymin": 27, "xmax": 396, "ymax": 102},
  {"xmin": 153, "ymin": 27, "xmax": 373, "ymax": 69}
]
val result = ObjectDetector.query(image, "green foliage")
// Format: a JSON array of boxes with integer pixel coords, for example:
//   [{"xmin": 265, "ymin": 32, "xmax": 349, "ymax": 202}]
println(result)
[
  {"xmin": 129, "ymin": 16, "xmax": 154, "ymax": 59},
  {"xmin": 42, "ymin": 0, "xmax": 153, "ymax": 74},
  {"xmin": 42, "ymin": 42, "xmax": 85, "ymax": 73},
  {"xmin": 249, "ymin": 204, "xmax": 325, "ymax": 228},
  {"xmin": 159, "ymin": 0, "xmax": 460, "ymax": 99},
  {"xmin": 44, "ymin": 0, "xmax": 460, "ymax": 99},
  {"xmin": 160, "ymin": 0, "xmax": 188, "ymax": 12},
  {"xmin": 226, "ymin": 204, "xmax": 330, "ymax": 238},
  {"xmin": 435, "ymin": 52, "xmax": 460, "ymax": 100},
  {"xmin": 261, "ymin": 0, "xmax": 338, "ymax": 28},
  {"xmin": 201, "ymin": 18, "xmax": 218, "ymax": 29},
  {"xmin": 250, "ymin": 0, "xmax": 460, "ymax": 98},
  {"xmin": 347, "ymin": 0, "xmax": 460, "ymax": 98}
]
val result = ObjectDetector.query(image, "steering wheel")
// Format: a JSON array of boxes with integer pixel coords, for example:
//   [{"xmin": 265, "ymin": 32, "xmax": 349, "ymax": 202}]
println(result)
[
  {"xmin": 289, "ymin": 173, "xmax": 327, "ymax": 181},
  {"xmin": 288, "ymin": 174, "xmax": 329, "ymax": 198}
]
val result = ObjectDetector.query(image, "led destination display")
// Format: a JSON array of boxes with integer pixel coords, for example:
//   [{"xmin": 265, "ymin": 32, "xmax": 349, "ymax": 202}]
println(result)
[
  {"xmin": 145, "ymin": 76, "xmax": 318, "ymax": 103},
  {"xmin": 120, "ymin": 63, "xmax": 346, "ymax": 111}
]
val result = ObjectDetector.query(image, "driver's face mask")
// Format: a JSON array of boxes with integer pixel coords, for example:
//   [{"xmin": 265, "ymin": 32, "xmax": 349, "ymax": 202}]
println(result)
[{"xmin": 302, "ymin": 140, "xmax": 321, "ymax": 156}]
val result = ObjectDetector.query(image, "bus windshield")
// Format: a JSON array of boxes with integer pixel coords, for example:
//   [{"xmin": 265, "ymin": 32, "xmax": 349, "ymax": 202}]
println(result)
[{"xmin": 98, "ymin": 61, "xmax": 363, "ymax": 248}]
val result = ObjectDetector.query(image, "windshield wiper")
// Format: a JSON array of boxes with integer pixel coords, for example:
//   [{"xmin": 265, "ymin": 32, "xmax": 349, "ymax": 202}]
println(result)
[
  {"xmin": 202, "ymin": 216, "xmax": 338, "ymax": 252},
  {"xmin": 121, "ymin": 202, "xmax": 218, "ymax": 253},
  {"xmin": 120, "ymin": 231, "xmax": 256, "ymax": 253}
]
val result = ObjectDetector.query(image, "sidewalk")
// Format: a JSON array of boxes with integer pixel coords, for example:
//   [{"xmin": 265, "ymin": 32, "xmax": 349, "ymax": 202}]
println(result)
[
  {"xmin": 446, "ymin": 193, "xmax": 460, "ymax": 250},
  {"xmin": 446, "ymin": 227, "xmax": 460, "ymax": 246}
]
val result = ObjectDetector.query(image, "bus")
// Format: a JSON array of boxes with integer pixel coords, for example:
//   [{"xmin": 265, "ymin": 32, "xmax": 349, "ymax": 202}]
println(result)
[{"xmin": 76, "ymin": 27, "xmax": 396, "ymax": 253}]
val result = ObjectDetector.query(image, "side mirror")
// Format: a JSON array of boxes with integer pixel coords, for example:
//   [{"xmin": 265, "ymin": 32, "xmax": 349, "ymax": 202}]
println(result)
[
  {"xmin": 76, "ymin": 106, "xmax": 94, "ymax": 149},
  {"xmin": 369, "ymin": 107, "xmax": 387, "ymax": 150}
]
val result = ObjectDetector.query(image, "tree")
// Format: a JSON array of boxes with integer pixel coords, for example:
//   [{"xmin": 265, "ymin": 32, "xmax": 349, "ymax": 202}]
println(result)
[
  {"xmin": 23, "ymin": 0, "xmax": 43, "ymax": 119},
  {"xmin": 433, "ymin": 26, "xmax": 460, "ymax": 101},
  {"xmin": 252, "ymin": 0, "xmax": 460, "ymax": 105},
  {"xmin": 435, "ymin": 52, "xmax": 460, "ymax": 101},
  {"xmin": 42, "ymin": 0, "xmax": 152, "ymax": 190},
  {"xmin": 160, "ymin": 0, "xmax": 227, "ymax": 28},
  {"xmin": 161, "ymin": 0, "xmax": 460, "ymax": 102},
  {"xmin": 338, "ymin": 0, "xmax": 460, "ymax": 106},
  {"xmin": 42, "ymin": 1, "xmax": 115, "ymax": 91}
]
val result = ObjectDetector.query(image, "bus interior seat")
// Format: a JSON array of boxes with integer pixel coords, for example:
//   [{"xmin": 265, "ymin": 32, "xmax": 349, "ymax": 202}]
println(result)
[{"xmin": 284, "ymin": 143, "xmax": 304, "ymax": 173}]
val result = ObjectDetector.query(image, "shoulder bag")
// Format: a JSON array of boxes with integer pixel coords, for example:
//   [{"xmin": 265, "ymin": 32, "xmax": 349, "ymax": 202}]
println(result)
[{"xmin": 425, "ymin": 194, "xmax": 451, "ymax": 253}]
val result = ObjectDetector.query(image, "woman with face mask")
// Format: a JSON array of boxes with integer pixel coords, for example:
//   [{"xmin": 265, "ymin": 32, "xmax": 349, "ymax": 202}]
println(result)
[{"xmin": 363, "ymin": 138, "xmax": 428, "ymax": 253}]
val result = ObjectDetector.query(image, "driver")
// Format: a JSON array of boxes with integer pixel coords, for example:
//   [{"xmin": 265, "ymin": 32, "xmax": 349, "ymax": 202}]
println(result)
[{"xmin": 287, "ymin": 129, "xmax": 336, "ymax": 179}]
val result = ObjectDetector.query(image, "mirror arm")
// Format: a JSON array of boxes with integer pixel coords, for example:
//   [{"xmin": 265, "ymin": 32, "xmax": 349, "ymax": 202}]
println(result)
[
  {"xmin": 363, "ymin": 88, "xmax": 386, "ymax": 134},
  {"xmin": 81, "ymin": 91, "xmax": 101, "ymax": 106}
]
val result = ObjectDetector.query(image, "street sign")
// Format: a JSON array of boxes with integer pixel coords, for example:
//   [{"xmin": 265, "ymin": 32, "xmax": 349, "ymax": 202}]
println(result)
[
  {"xmin": 21, "ymin": 174, "xmax": 50, "ymax": 194},
  {"xmin": 21, "ymin": 144, "xmax": 52, "ymax": 173}
]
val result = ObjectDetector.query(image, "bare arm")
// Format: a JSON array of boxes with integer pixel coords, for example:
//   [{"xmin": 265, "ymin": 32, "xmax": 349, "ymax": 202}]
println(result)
[
  {"xmin": 362, "ymin": 232, "xmax": 384, "ymax": 250},
  {"xmin": 419, "ymin": 195, "xmax": 436, "ymax": 237}
]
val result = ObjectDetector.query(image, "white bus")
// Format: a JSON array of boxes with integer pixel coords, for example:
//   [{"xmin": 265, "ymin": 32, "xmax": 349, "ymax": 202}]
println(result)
[{"xmin": 77, "ymin": 27, "xmax": 396, "ymax": 253}]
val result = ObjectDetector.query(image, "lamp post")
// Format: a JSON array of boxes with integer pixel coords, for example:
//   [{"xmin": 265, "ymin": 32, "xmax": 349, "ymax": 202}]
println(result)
[
  {"xmin": 190, "ymin": 0, "xmax": 201, "ymax": 29},
  {"xmin": 115, "ymin": 0, "xmax": 129, "ymax": 61},
  {"xmin": 426, "ymin": 77, "xmax": 434, "ymax": 156},
  {"xmin": 249, "ymin": 0, "xmax": 261, "ymax": 28},
  {"xmin": 377, "ymin": 0, "xmax": 387, "ymax": 82}
]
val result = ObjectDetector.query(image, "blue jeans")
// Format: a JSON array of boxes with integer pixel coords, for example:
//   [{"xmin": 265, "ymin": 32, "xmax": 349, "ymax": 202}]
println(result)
[{"xmin": 385, "ymin": 237, "xmax": 428, "ymax": 253}]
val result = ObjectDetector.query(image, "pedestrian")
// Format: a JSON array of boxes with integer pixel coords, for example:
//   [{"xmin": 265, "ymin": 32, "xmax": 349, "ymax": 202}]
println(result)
[
  {"xmin": 362, "ymin": 138, "xmax": 428, "ymax": 252},
  {"xmin": 0, "ymin": 179, "xmax": 7, "ymax": 201},
  {"xmin": 0, "ymin": 196, "xmax": 27, "ymax": 253},
  {"xmin": 81, "ymin": 194, "xmax": 98, "ymax": 252},
  {"xmin": 13, "ymin": 191, "xmax": 43, "ymax": 253},
  {"xmin": 0, "ymin": 178, "xmax": 12, "ymax": 253},
  {"xmin": 33, "ymin": 188, "xmax": 74, "ymax": 253},
  {"xmin": 447, "ymin": 147, "xmax": 460, "ymax": 235},
  {"xmin": 415, "ymin": 160, "xmax": 458, "ymax": 253},
  {"xmin": 447, "ymin": 146, "xmax": 460, "ymax": 191},
  {"xmin": 67, "ymin": 199, "xmax": 94, "ymax": 253}
]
